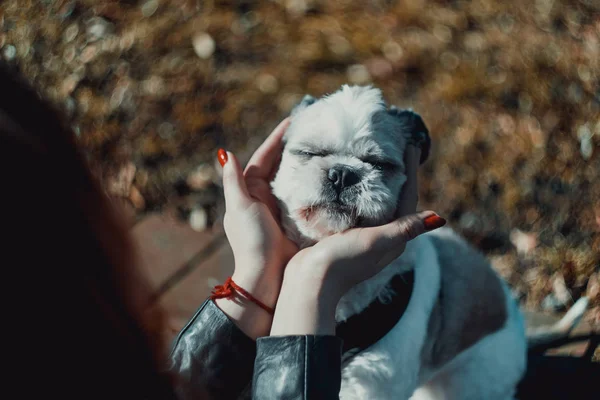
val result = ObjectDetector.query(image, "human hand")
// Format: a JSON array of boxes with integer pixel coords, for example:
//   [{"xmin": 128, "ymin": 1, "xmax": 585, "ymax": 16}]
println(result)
[
  {"xmin": 270, "ymin": 145, "xmax": 446, "ymax": 335},
  {"xmin": 215, "ymin": 118, "xmax": 298, "ymax": 338}
]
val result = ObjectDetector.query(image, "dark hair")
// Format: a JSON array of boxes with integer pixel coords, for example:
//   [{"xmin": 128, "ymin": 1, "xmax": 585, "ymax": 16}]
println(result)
[{"xmin": 1, "ymin": 63, "xmax": 177, "ymax": 399}]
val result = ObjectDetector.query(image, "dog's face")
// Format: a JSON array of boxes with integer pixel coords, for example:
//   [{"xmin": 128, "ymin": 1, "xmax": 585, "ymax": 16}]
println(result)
[{"xmin": 271, "ymin": 85, "xmax": 430, "ymax": 245}]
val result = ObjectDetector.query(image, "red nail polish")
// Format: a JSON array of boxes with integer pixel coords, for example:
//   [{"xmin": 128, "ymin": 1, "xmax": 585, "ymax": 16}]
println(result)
[
  {"xmin": 423, "ymin": 215, "xmax": 446, "ymax": 231},
  {"xmin": 217, "ymin": 148, "xmax": 228, "ymax": 167}
]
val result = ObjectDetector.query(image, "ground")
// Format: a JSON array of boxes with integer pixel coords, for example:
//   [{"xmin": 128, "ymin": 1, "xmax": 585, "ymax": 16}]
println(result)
[{"xmin": 1, "ymin": 0, "xmax": 598, "ymax": 337}]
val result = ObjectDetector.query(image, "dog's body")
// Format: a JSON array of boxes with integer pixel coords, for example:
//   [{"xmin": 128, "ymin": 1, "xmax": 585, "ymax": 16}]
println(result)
[
  {"xmin": 336, "ymin": 229, "xmax": 526, "ymax": 400},
  {"xmin": 271, "ymin": 85, "xmax": 528, "ymax": 399}
]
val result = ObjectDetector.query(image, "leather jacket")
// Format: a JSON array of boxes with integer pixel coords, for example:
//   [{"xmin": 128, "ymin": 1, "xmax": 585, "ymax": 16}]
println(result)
[{"xmin": 169, "ymin": 299, "xmax": 343, "ymax": 399}]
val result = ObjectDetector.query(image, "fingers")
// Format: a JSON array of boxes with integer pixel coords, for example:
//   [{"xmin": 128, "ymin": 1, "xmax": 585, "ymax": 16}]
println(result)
[
  {"xmin": 244, "ymin": 118, "xmax": 291, "ymax": 179},
  {"xmin": 396, "ymin": 144, "xmax": 421, "ymax": 218},
  {"xmin": 219, "ymin": 150, "xmax": 251, "ymax": 210},
  {"xmin": 392, "ymin": 211, "xmax": 440, "ymax": 241},
  {"xmin": 364, "ymin": 211, "xmax": 446, "ymax": 263}
]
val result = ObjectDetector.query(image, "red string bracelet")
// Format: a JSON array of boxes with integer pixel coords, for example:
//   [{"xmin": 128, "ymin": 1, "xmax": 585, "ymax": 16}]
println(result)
[{"xmin": 210, "ymin": 277, "xmax": 275, "ymax": 315}]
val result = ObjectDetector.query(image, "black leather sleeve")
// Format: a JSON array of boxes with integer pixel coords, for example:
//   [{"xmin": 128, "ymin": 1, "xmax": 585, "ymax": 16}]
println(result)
[
  {"xmin": 253, "ymin": 335, "xmax": 343, "ymax": 399},
  {"xmin": 168, "ymin": 299, "xmax": 256, "ymax": 400}
]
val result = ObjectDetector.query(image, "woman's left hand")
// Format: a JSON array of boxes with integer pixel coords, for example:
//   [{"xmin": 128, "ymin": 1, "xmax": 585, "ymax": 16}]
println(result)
[{"xmin": 215, "ymin": 118, "xmax": 298, "ymax": 338}]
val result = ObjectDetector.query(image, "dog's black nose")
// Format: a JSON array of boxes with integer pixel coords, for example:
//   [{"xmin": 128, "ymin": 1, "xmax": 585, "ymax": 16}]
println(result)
[{"xmin": 328, "ymin": 166, "xmax": 360, "ymax": 192}]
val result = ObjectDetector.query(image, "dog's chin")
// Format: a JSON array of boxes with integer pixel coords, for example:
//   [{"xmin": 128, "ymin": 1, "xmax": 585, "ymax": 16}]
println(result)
[
  {"xmin": 293, "ymin": 203, "xmax": 361, "ymax": 240},
  {"xmin": 289, "ymin": 200, "xmax": 396, "ymax": 243}
]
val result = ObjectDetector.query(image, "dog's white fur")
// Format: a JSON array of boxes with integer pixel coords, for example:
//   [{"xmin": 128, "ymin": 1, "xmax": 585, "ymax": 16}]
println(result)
[{"xmin": 271, "ymin": 85, "xmax": 528, "ymax": 399}]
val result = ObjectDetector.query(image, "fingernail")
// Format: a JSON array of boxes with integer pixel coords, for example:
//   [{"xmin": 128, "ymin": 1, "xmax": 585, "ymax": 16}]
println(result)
[
  {"xmin": 217, "ymin": 148, "xmax": 228, "ymax": 167},
  {"xmin": 423, "ymin": 214, "xmax": 446, "ymax": 231}
]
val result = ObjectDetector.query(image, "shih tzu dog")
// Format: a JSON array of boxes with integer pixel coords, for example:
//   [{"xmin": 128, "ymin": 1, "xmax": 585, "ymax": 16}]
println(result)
[{"xmin": 270, "ymin": 85, "xmax": 586, "ymax": 399}]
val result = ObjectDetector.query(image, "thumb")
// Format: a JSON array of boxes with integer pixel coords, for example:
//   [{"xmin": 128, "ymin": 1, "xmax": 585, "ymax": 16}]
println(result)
[
  {"xmin": 389, "ymin": 211, "xmax": 445, "ymax": 242},
  {"xmin": 368, "ymin": 211, "xmax": 446, "ymax": 267},
  {"xmin": 218, "ymin": 149, "xmax": 251, "ymax": 210}
]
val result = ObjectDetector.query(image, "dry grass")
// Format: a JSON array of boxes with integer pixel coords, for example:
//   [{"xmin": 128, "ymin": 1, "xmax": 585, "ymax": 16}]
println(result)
[{"xmin": 1, "ymin": 0, "xmax": 598, "ymax": 320}]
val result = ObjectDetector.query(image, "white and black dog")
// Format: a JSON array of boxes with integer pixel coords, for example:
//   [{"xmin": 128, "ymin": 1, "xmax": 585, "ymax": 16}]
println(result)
[{"xmin": 270, "ymin": 85, "xmax": 586, "ymax": 399}]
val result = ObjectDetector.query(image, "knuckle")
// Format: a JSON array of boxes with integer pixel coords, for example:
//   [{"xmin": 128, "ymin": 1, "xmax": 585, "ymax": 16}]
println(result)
[
  {"xmin": 223, "ymin": 212, "xmax": 238, "ymax": 233},
  {"xmin": 222, "ymin": 167, "xmax": 236, "ymax": 185},
  {"xmin": 397, "ymin": 218, "xmax": 420, "ymax": 241},
  {"xmin": 361, "ymin": 235, "xmax": 380, "ymax": 252},
  {"xmin": 223, "ymin": 213, "xmax": 232, "ymax": 229},
  {"xmin": 309, "ymin": 247, "xmax": 332, "ymax": 267}
]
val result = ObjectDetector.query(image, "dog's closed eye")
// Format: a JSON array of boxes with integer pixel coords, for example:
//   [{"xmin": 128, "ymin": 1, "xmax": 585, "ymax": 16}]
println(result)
[
  {"xmin": 292, "ymin": 149, "xmax": 317, "ymax": 157},
  {"xmin": 289, "ymin": 148, "xmax": 331, "ymax": 158},
  {"xmin": 362, "ymin": 157, "xmax": 397, "ymax": 172}
]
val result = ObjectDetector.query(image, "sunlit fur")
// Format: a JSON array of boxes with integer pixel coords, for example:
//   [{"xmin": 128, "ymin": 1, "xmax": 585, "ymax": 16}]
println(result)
[
  {"xmin": 271, "ymin": 85, "xmax": 534, "ymax": 399},
  {"xmin": 272, "ymin": 85, "xmax": 409, "ymax": 248}
]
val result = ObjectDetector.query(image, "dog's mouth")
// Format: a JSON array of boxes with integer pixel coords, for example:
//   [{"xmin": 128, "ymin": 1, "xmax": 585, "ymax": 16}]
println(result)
[{"xmin": 297, "ymin": 202, "xmax": 361, "ymax": 226}]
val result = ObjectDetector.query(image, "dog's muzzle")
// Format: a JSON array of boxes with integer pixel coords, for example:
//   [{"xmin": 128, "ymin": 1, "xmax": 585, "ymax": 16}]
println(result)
[{"xmin": 322, "ymin": 165, "xmax": 362, "ymax": 205}]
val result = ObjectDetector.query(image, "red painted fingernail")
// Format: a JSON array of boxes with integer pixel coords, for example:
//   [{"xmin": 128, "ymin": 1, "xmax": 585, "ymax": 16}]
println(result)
[
  {"xmin": 423, "ymin": 214, "xmax": 446, "ymax": 231},
  {"xmin": 217, "ymin": 148, "xmax": 228, "ymax": 167}
]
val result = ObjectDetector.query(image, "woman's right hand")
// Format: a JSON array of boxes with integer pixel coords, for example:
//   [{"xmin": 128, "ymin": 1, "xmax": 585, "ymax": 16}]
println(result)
[{"xmin": 270, "ymin": 145, "xmax": 446, "ymax": 336}]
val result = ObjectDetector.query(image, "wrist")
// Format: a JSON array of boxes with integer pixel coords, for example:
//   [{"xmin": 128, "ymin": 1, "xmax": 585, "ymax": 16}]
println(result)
[
  {"xmin": 269, "ymin": 266, "xmax": 340, "ymax": 336},
  {"xmin": 231, "ymin": 266, "xmax": 283, "ymax": 310},
  {"xmin": 212, "ymin": 265, "xmax": 283, "ymax": 339},
  {"xmin": 283, "ymin": 257, "xmax": 346, "ymax": 308},
  {"xmin": 214, "ymin": 295, "xmax": 273, "ymax": 340}
]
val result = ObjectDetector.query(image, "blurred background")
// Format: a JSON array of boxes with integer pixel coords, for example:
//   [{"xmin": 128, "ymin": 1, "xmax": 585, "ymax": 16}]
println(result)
[{"xmin": 1, "ymin": 0, "xmax": 598, "ymax": 332}]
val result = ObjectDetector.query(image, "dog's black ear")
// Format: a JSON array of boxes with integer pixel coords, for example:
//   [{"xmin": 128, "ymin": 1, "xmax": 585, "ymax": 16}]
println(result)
[
  {"xmin": 291, "ymin": 94, "xmax": 317, "ymax": 116},
  {"xmin": 388, "ymin": 106, "xmax": 431, "ymax": 164}
]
